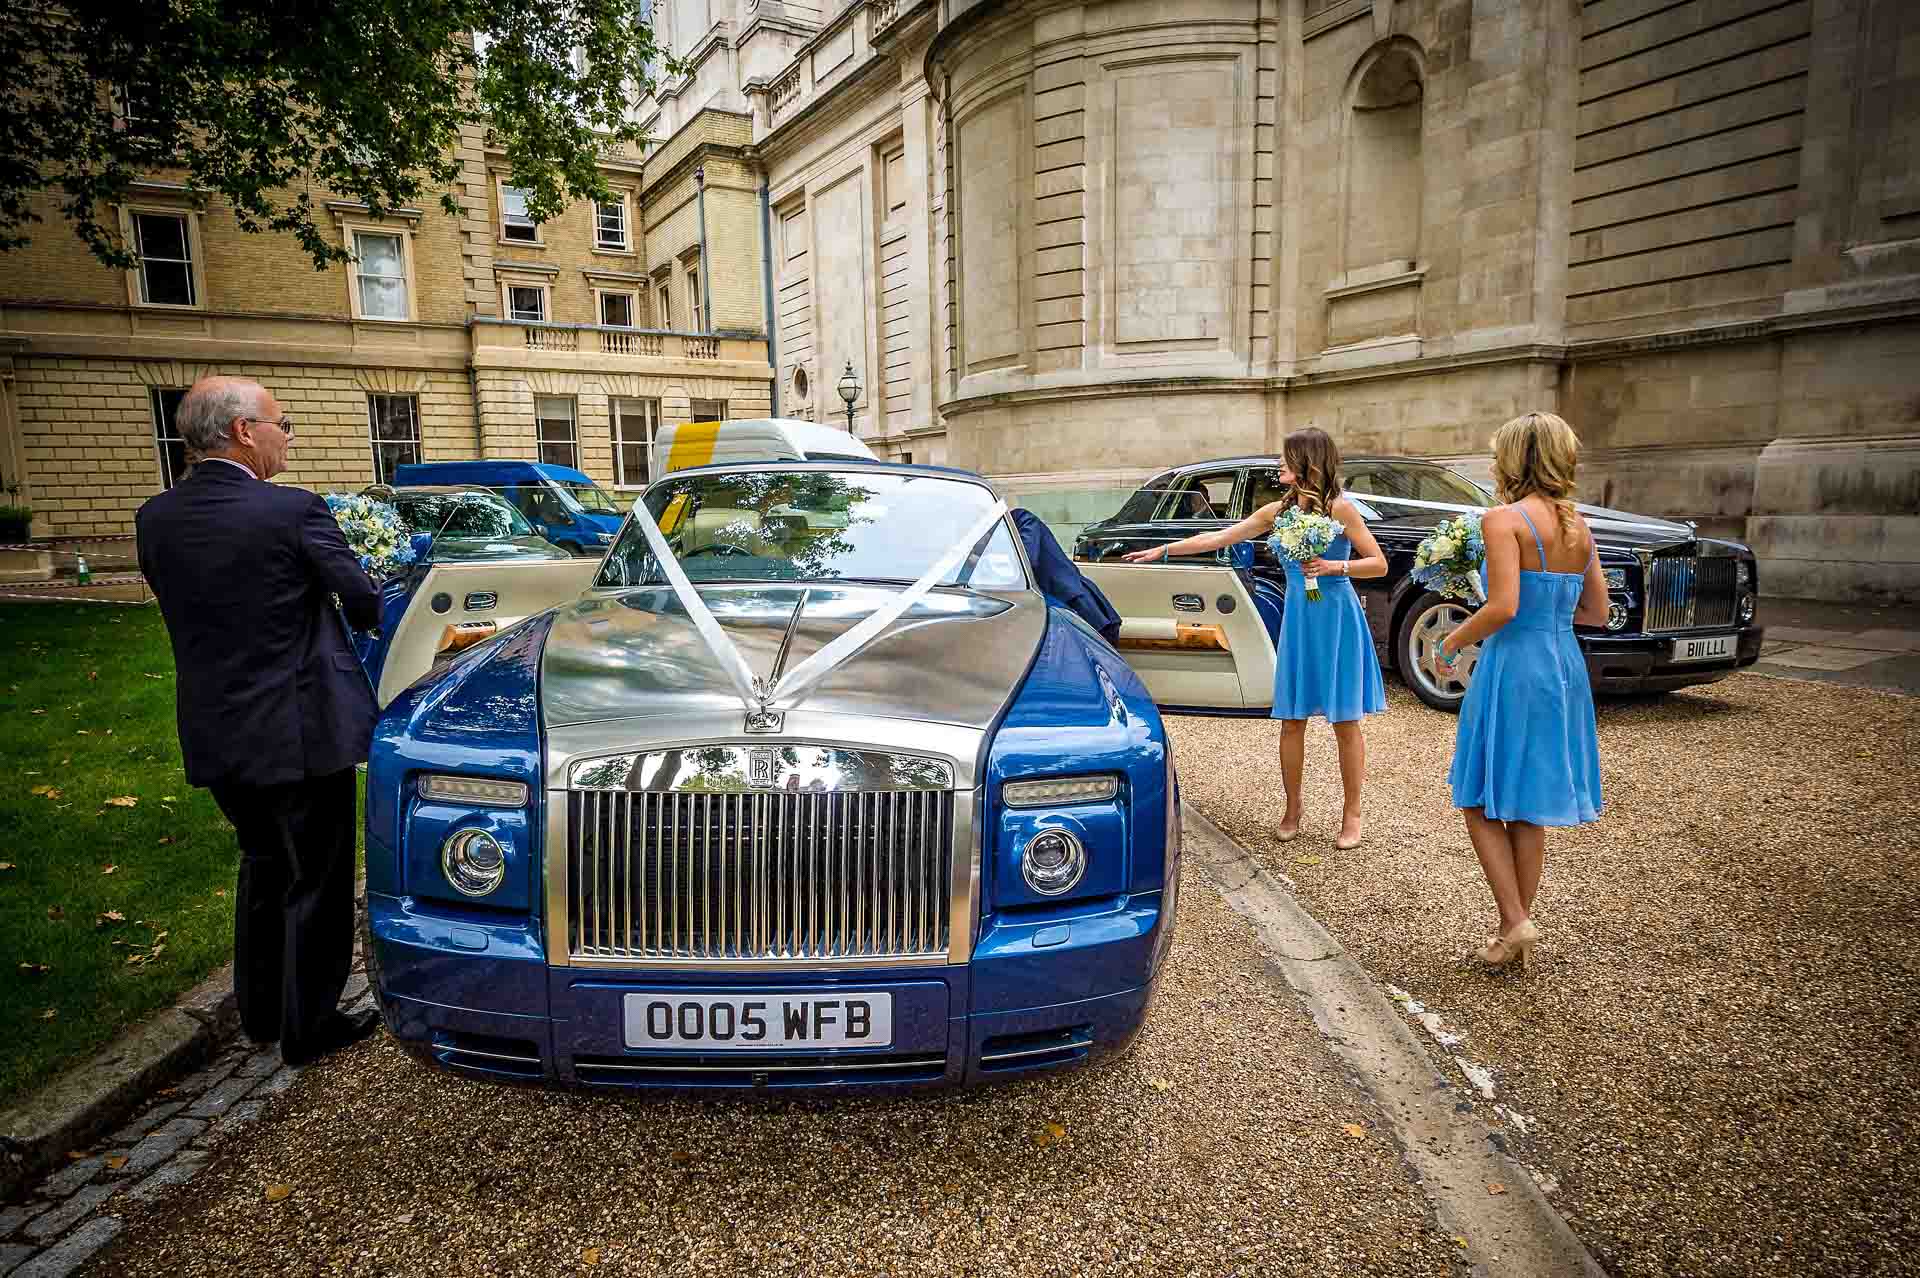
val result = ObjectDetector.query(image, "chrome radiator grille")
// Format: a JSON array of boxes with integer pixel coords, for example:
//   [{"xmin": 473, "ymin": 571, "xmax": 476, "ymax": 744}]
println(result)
[
  {"xmin": 566, "ymin": 789, "xmax": 955, "ymax": 963},
  {"xmin": 1643, "ymin": 555, "xmax": 1738, "ymax": 633}
]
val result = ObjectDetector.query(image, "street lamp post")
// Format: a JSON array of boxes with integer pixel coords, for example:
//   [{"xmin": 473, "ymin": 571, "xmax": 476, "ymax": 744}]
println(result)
[{"xmin": 837, "ymin": 360, "xmax": 860, "ymax": 433}]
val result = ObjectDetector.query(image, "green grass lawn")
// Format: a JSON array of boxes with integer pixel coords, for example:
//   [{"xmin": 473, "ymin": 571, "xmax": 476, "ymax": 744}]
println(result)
[{"xmin": 0, "ymin": 603, "xmax": 362, "ymax": 1108}]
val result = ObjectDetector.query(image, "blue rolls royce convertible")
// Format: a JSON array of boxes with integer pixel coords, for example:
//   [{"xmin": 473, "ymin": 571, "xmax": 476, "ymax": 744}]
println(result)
[{"xmin": 360, "ymin": 459, "xmax": 1178, "ymax": 1092}]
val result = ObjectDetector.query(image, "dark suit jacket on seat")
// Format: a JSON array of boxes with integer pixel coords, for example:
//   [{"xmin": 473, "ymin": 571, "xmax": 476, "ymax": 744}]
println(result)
[{"xmin": 136, "ymin": 462, "xmax": 380, "ymax": 789}]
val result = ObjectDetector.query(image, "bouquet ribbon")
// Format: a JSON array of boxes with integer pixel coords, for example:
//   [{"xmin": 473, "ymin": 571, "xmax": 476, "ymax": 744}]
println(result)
[{"xmin": 630, "ymin": 496, "xmax": 1010, "ymax": 715}]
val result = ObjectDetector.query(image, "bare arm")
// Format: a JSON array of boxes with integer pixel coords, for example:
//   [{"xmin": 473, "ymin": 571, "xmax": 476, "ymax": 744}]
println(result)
[
  {"xmin": 1573, "ymin": 526, "xmax": 1611, "ymax": 628},
  {"xmin": 1121, "ymin": 502, "xmax": 1281, "ymax": 563},
  {"xmin": 1439, "ymin": 509, "xmax": 1521, "ymax": 659},
  {"xmin": 1302, "ymin": 499, "xmax": 1387, "ymax": 580}
]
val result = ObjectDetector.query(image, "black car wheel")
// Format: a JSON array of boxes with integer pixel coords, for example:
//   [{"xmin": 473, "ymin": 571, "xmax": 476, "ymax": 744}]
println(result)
[{"xmin": 1396, "ymin": 590, "xmax": 1478, "ymax": 713}]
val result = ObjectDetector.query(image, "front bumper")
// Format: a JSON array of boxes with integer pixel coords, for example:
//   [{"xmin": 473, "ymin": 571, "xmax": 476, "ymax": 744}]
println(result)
[
  {"xmin": 1581, "ymin": 625, "xmax": 1764, "ymax": 694},
  {"xmin": 364, "ymin": 889, "xmax": 1168, "ymax": 1094}
]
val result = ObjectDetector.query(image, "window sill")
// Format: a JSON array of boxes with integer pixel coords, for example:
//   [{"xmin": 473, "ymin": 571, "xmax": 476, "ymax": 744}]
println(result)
[
  {"xmin": 593, "ymin": 244, "xmax": 636, "ymax": 256},
  {"xmin": 497, "ymin": 236, "xmax": 547, "ymax": 249},
  {"xmin": 131, "ymin": 302, "xmax": 204, "ymax": 312}
]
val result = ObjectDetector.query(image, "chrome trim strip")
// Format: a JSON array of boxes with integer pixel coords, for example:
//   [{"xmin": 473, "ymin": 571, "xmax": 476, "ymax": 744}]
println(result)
[
  {"xmin": 544, "ymin": 795, "xmax": 571, "ymax": 968},
  {"xmin": 577, "ymin": 1054, "xmax": 945, "ymax": 1074},
  {"xmin": 948, "ymin": 787, "xmax": 981, "ymax": 965},
  {"xmin": 442, "ymin": 1047, "xmax": 543, "ymax": 1065},
  {"xmin": 979, "ymin": 1042, "xmax": 1086, "ymax": 1064}
]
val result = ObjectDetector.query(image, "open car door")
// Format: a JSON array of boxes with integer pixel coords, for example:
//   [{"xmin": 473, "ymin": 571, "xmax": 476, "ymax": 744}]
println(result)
[
  {"xmin": 372, "ymin": 557, "xmax": 598, "ymax": 707},
  {"xmin": 1077, "ymin": 557, "xmax": 1276, "ymax": 713}
]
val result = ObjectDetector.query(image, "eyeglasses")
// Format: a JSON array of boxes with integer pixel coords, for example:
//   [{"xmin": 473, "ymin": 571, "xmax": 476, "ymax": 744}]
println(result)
[{"xmin": 239, "ymin": 415, "xmax": 295, "ymax": 438}]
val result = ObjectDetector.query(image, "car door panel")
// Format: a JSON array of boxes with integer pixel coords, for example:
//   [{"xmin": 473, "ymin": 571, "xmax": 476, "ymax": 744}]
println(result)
[
  {"xmin": 1078, "ymin": 561, "xmax": 1275, "ymax": 712},
  {"xmin": 375, "ymin": 559, "xmax": 599, "ymax": 707}
]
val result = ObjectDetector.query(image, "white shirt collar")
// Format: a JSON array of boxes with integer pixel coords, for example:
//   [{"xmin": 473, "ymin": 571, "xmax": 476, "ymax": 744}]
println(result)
[{"xmin": 202, "ymin": 457, "xmax": 259, "ymax": 480}]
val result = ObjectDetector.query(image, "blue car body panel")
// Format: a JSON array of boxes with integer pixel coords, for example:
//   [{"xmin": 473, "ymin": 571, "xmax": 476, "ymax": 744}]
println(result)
[
  {"xmin": 363, "ymin": 595, "xmax": 1177, "ymax": 1094},
  {"xmin": 390, "ymin": 461, "xmax": 625, "ymax": 554}
]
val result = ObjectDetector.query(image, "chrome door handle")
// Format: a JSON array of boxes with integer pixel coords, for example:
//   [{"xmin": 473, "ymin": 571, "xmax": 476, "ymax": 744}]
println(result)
[{"xmin": 1171, "ymin": 593, "xmax": 1203, "ymax": 613}]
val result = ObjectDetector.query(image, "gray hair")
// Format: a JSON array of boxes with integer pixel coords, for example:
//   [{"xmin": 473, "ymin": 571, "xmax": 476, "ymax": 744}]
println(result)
[{"xmin": 176, "ymin": 380, "xmax": 265, "ymax": 455}]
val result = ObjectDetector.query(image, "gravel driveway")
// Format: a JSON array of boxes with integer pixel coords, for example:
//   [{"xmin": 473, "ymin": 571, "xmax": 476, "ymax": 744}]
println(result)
[
  {"xmin": 1171, "ymin": 674, "xmax": 1919, "ymax": 1277},
  {"xmin": 83, "ymin": 859, "xmax": 1456, "ymax": 1277}
]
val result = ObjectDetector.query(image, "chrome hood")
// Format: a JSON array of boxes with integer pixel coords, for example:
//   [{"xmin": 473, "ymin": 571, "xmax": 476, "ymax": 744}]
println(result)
[{"xmin": 539, "ymin": 583, "xmax": 1048, "ymax": 731}]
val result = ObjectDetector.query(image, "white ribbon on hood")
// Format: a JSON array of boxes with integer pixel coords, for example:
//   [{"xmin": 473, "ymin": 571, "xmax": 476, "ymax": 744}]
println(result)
[{"xmin": 631, "ymin": 495, "xmax": 1010, "ymax": 714}]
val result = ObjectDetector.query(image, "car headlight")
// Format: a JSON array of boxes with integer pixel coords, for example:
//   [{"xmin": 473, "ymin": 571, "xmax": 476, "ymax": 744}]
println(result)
[
  {"xmin": 1736, "ymin": 560, "xmax": 1752, "ymax": 588},
  {"xmin": 1739, "ymin": 592, "xmax": 1755, "ymax": 623},
  {"xmin": 441, "ymin": 828, "xmax": 508, "ymax": 897},
  {"xmin": 1603, "ymin": 568, "xmax": 1627, "ymax": 590},
  {"xmin": 1021, "ymin": 828, "xmax": 1087, "ymax": 896},
  {"xmin": 1606, "ymin": 601, "xmax": 1629, "ymax": 631},
  {"xmin": 597, "ymin": 531, "xmax": 615, "ymax": 543},
  {"xmin": 1003, "ymin": 775, "xmax": 1119, "ymax": 808},
  {"xmin": 419, "ymin": 774, "xmax": 528, "ymax": 807}
]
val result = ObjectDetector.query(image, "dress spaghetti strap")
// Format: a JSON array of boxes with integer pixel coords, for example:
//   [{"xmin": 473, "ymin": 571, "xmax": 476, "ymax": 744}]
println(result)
[{"xmin": 1512, "ymin": 504, "xmax": 1550, "ymax": 571}]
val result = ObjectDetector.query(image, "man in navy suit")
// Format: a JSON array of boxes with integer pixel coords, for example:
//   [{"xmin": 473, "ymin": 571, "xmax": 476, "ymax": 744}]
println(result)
[{"xmin": 136, "ymin": 377, "xmax": 380, "ymax": 1067}]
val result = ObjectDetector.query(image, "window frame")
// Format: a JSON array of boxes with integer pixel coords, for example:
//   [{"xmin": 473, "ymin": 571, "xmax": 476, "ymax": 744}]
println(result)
[
  {"xmin": 497, "ymin": 179, "xmax": 543, "ymax": 245},
  {"xmin": 684, "ymin": 266, "xmax": 704, "ymax": 333},
  {"xmin": 534, "ymin": 395, "xmax": 580, "ymax": 470},
  {"xmin": 503, "ymin": 282, "xmax": 549, "ymax": 324},
  {"xmin": 366, "ymin": 392, "xmax": 423, "ymax": 485},
  {"xmin": 345, "ymin": 224, "xmax": 416, "ymax": 322},
  {"xmin": 150, "ymin": 386, "xmax": 190, "ymax": 488},
  {"xmin": 1160, "ymin": 468, "xmax": 1241, "ymax": 521},
  {"xmin": 687, "ymin": 398, "xmax": 727, "ymax": 424},
  {"xmin": 612, "ymin": 396, "xmax": 661, "ymax": 489},
  {"xmin": 122, "ymin": 206, "xmax": 204, "ymax": 310},
  {"xmin": 654, "ymin": 277, "xmax": 672, "ymax": 331},
  {"xmin": 593, "ymin": 191, "xmax": 633, "ymax": 252},
  {"xmin": 596, "ymin": 287, "xmax": 639, "ymax": 328}
]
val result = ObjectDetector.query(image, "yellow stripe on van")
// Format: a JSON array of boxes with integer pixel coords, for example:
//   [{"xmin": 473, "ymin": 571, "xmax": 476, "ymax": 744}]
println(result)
[
  {"xmin": 658, "ymin": 491, "xmax": 691, "ymax": 535},
  {"xmin": 665, "ymin": 420, "xmax": 722, "ymax": 473}
]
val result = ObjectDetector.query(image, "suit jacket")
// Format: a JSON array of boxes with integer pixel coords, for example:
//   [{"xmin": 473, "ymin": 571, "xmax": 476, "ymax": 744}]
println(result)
[
  {"xmin": 136, "ymin": 462, "xmax": 380, "ymax": 789},
  {"xmin": 1012, "ymin": 508, "xmax": 1123, "ymax": 645}
]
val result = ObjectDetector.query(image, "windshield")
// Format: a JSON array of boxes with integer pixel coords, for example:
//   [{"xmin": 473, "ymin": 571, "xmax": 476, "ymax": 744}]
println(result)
[
  {"xmin": 1345, "ymin": 463, "xmax": 1494, "ymax": 509},
  {"xmin": 594, "ymin": 470, "xmax": 1027, "ymax": 590},
  {"xmin": 558, "ymin": 481, "xmax": 622, "ymax": 515}
]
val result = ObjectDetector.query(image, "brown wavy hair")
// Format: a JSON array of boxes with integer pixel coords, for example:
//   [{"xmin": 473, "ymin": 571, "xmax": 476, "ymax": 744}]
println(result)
[
  {"xmin": 1282, "ymin": 428, "xmax": 1343, "ymax": 514},
  {"xmin": 1490, "ymin": 411, "xmax": 1581, "ymax": 542}
]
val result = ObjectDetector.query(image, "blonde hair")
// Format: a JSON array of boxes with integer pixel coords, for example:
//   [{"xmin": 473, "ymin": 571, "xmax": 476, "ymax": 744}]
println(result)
[
  {"xmin": 1491, "ymin": 411, "xmax": 1581, "ymax": 543},
  {"xmin": 1282, "ymin": 428, "xmax": 1343, "ymax": 515}
]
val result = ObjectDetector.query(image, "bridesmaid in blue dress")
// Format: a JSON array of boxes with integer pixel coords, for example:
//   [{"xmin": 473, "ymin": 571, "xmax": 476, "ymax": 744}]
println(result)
[
  {"xmin": 1436, "ymin": 412, "xmax": 1609, "ymax": 970},
  {"xmin": 1124, "ymin": 428, "xmax": 1386, "ymax": 848}
]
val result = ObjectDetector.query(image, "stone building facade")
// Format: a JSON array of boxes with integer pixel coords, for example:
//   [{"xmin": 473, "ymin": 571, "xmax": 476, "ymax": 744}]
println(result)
[
  {"xmin": 641, "ymin": 0, "xmax": 1920, "ymax": 602},
  {"xmin": 0, "ymin": 113, "xmax": 774, "ymax": 538}
]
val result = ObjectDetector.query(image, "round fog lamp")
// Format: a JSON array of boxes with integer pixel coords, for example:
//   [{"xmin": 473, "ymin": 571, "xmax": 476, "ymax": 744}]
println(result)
[
  {"xmin": 1738, "ymin": 592, "xmax": 1755, "ymax": 623},
  {"xmin": 442, "ymin": 829, "xmax": 507, "ymax": 897},
  {"xmin": 1021, "ymin": 828, "xmax": 1086, "ymax": 897},
  {"xmin": 1606, "ymin": 601, "xmax": 1629, "ymax": 632}
]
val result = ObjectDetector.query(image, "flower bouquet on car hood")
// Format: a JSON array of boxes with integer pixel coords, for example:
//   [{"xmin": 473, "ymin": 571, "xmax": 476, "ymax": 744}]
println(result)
[
  {"xmin": 324, "ymin": 493, "xmax": 416, "ymax": 580},
  {"xmin": 1410, "ymin": 513, "xmax": 1486, "ymax": 605},
  {"xmin": 1267, "ymin": 507, "xmax": 1343, "ymax": 602}
]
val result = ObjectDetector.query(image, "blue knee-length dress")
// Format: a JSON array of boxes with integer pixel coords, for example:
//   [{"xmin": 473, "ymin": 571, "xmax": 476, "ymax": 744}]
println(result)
[
  {"xmin": 1448, "ymin": 507, "xmax": 1603, "ymax": 826},
  {"xmin": 1271, "ymin": 532, "xmax": 1387, "ymax": 723}
]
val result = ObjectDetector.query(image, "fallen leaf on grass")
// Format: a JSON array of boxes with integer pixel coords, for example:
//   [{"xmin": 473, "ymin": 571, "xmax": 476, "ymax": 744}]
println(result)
[
  {"xmin": 1295, "ymin": 855, "xmax": 1322, "ymax": 867},
  {"xmin": 104, "ymin": 1156, "xmax": 128, "ymax": 1171},
  {"xmin": 214, "ymin": 889, "xmax": 227, "ymax": 898},
  {"xmin": 46, "ymin": 906, "xmax": 64, "ymax": 921},
  {"xmin": 144, "ymin": 672, "xmax": 165, "ymax": 679},
  {"xmin": 98, "ymin": 911, "xmax": 126, "ymax": 926},
  {"xmin": 104, "ymin": 796, "xmax": 138, "ymax": 808},
  {"xmin": 1033, "ymin": 1122, "xmax": 1068, "ymax": 1148},
  {"xmin": 40, "ymin": 1009, "xmax": 56, "ymax": 1020},
  {"xmin": 263, "ymin": 1184, "xmax": 293, "ymax": 1203},
  {"xmin": 1487, "ymin": 1182, "xmax": 1508, "ymax": 1196},
  {"xmin": 101, "ymin": 864, "xmax": 117, "ymax": 875},
  {"xmin": 1341, "ymin": 1123, "xmax": 1367, "ymax": 1139},
  {"xmin": 75, "ymin": 730, "xmax": 90, "ymax": 735},
  {"xmin": 30, "ymin": 709, "xmax": 44, "ymax": 715},
  {"xmin": 162, "ymin": 794, "xmax": 177, "ymax": 801},
  {"xmin": 157, "ymin": 837, "xmax": 173, "ymax": 846},
  {"xmin": 0, "ymin": 863, "xmax": 14, "ymax": 871},
  {"xmin": 30, "ymin": 784, "xmax": 53, "ymax": 796},
  {"xmin": 19, "ymin": 962, "xmax": 51, "ymax": 976},
  {"xmin": 87, "ymin": 671, "xmax": 98, "ymax": 681}
]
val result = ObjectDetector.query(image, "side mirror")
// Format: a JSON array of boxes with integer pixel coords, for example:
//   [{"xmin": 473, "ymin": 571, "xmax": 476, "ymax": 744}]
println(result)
[{"xmin": 1224, "ymin": 542, "xmax": 1254, "ymax": 570}]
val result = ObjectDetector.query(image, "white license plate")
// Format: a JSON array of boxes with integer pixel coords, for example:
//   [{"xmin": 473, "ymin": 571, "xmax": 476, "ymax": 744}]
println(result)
[
  {"xmin": 622, "ymin": 992, "xmax": 893, "ymax": 1050},
  {"xmin": 1671, "ymin": 633, "xmax": 1735, "ymax": 663}
]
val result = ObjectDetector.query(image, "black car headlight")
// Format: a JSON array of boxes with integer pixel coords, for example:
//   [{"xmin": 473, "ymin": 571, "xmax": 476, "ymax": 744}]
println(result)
[
  {"xmin": 1603, "ymin": 567, "xmax": 1628, "ymax": 591},
  {"xmin": 1606, "ymin": 602, "xmax": 1629, "ymax": 631}
]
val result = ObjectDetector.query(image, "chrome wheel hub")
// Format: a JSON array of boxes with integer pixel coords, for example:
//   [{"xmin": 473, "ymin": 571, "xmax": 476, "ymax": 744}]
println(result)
[{"xmin": 1410, "ymin": 602, "xmax": 1477, "ymax": 702}]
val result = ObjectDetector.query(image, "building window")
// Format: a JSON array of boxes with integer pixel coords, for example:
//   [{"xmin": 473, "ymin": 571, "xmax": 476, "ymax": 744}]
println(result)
[
  {"xmin": 351, "ymin": 230, "xmax": 409, "ymax": 320},
  {"xmin": 132, "ymin": 212, "xmax": 195, "ymax": 306},
  {"xmin": 655, "ymin": 282, "xmax": 672, "ymax": 330},
  {"xmin": 500, "ymin": 183, "xmax": 539, "ymax": 243},
  {"xmin": 535, "ymin": 396, "xmax": 578, "ymax": 469},
  {"xmin": 688, "ymin": 398, "xmax": 726, "ymax": 423},
  {"xmin": 612, "ymin": 397, "xmax": 660, "ymax": 487},
  {"xmin": 367, "ymin": 393, "xmax": 422, "ymax": 484},
  {"xmin": 506, "ymin": 284, "xmax": 547, "ymax": 323},
  {"xmin": 150, "ymin": 387, "xmax": 189, "ymax": 488},
  {"xmin": 685, "ymin": 268, "xmax": 704, "ymax": 332},
  {"xmin": 1345, "ymin": 47, "xmax": 1424, "ymax": 273},
  {"xmin": 595, "ymin": 196, "xmax": 630, "ymax": 250},
  {"xmin": 598, "ymin": 290, "xmax": 637, "ymax": 327}
]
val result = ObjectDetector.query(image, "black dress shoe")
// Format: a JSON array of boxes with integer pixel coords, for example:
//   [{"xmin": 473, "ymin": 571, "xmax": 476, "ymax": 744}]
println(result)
[{"xmin": 282, "ymin": 1008, "xmax": 379, "ymax": 1067}]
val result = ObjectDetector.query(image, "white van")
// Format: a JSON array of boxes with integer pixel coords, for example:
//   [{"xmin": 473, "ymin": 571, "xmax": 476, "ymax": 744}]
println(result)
[{"xmin": 650, "ymin": 417, "xmax": 879, "ymax": 479}]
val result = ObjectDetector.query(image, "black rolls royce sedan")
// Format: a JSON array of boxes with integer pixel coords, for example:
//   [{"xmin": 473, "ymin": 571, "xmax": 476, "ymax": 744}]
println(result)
[{"xmin": 1070, "ymin": 455, "xmax": 1765, "ymax": 713}]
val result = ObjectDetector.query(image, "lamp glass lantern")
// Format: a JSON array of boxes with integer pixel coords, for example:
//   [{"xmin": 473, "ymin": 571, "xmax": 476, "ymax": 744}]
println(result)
[{"xmin": 836, "ymin": 360, "xmax": 860, "ymax": 432}]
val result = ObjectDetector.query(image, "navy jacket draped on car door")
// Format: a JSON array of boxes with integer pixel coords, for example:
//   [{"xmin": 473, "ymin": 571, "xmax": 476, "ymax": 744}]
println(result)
[{"xmin": 1013, "ymin": 509, "xmax": 1122, "ymax": 645}]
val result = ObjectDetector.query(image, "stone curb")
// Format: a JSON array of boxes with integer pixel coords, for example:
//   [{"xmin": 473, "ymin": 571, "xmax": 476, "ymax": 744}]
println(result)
[{"xmin": 0, "ymin": 964, "xmax": 236, "ymax": 1205}]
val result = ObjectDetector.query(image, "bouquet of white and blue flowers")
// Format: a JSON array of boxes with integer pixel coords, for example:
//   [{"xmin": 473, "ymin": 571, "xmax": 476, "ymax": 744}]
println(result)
[
  {"xmin": 1267, "ymin": 507, "xmax": 1343, "ymax": 602},
  {"xmin": 1410, "ymin": 513, "xmax": 1486, "ymax": 604},
  {"xmin": 324, "ymin": 493, "xmax": 417, "ymax": 580}
]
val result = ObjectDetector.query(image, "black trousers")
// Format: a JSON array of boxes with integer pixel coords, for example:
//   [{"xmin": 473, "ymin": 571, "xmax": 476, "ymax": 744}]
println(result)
[{"xmin": 209, "ymin": 767, "xmax": 358, "ymax": 1059}]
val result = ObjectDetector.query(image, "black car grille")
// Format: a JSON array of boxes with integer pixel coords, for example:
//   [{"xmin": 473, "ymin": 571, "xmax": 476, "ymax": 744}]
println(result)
[{"xmin": 1643, "ymin": 555, "xmax": 1738, "ymax": 633}]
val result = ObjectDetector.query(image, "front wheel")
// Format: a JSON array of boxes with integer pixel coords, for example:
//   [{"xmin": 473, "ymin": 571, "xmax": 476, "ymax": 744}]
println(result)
[{"xmin": 1396, "ymin": 591, "xmax": 1478, "ymax": 713}]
